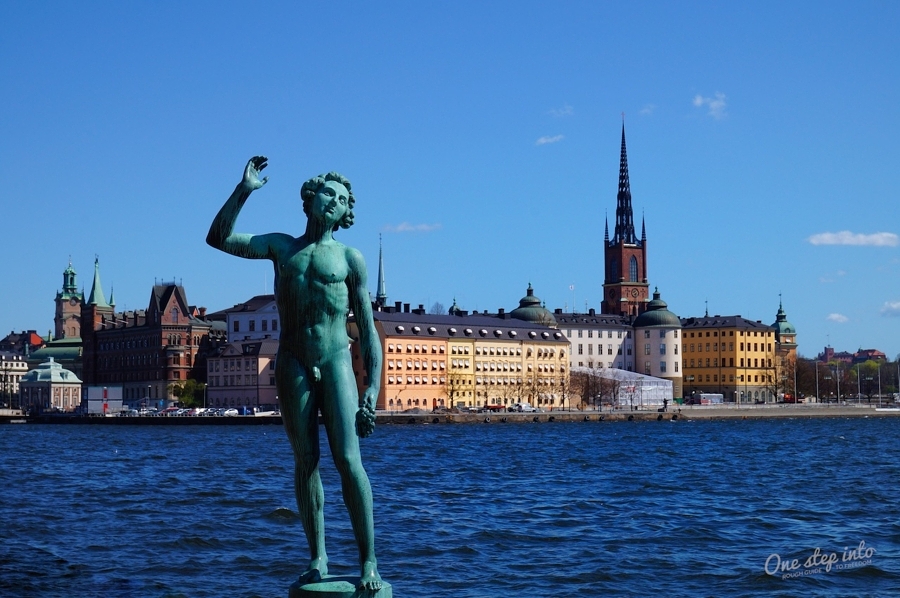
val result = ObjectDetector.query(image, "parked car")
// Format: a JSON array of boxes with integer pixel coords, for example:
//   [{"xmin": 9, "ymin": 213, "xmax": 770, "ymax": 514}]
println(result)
[{"xmin": 223, "ymin": 408, "xmax": 239, "ymax": 417}]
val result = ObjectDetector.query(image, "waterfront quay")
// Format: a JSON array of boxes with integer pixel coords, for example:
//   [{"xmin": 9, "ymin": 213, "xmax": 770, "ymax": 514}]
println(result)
[{"xmin": 3, "ymin": 404, "xmax": 899, "ymax": 425}]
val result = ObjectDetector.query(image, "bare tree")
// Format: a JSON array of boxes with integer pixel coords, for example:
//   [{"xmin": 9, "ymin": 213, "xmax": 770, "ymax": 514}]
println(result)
[{"xmin": 429, "ymin": 301, "xmax": 445, "ymax": 315}]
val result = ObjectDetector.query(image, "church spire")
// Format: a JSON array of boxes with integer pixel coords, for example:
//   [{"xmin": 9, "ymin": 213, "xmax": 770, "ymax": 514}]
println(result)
[
  {"xmin": 87, "ymin": 256, "xmax": 109, "ymax": 307},
  {"xmin": 375, "ymin": 234, "xmax": 387, "ymax": 307},
  {"xmin": 612, "ymin": 120, "xmax": 638, "ymax": 245}
]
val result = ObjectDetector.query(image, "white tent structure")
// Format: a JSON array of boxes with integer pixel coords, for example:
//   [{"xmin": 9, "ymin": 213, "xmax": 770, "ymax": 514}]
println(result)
[{"xmin": 572, "ymin": 367, "xmax": 673, "ymax": 409}]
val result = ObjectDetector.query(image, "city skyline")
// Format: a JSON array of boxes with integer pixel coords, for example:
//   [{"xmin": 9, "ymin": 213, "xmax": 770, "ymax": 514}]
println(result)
[{"xmin": 2, "ymin": 2, "xmax": 898, "ymax": 359}]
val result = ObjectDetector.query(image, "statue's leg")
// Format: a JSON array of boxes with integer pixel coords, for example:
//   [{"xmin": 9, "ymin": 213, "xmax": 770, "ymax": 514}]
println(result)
[
  {"xmin": 277, "ymin": 350, "xmax": 327, "ymax": 583},
  {"xmin": 319, "ymin": 354, "xmax": 381, "ymax": 591}
]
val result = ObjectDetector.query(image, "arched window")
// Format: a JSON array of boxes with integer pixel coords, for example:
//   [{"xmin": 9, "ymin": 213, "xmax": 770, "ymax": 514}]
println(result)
[
  {"xmin": 629, "ymin": 256, "xmax": 638, "ymax": 282},
  {"xmin": 610, "ymin": 258, "xmax": 618, "ymax": 282}
]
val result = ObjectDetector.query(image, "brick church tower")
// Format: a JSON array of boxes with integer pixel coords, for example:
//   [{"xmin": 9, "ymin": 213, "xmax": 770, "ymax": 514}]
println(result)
[{"xmin": 601, "ymin": 123, "xmax": 649, "ymax": 317}]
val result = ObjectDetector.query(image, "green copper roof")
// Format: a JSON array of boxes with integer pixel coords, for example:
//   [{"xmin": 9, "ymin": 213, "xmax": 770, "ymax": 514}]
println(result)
[
  {"xmin": 87, "ymin": 257, "xmax": 109, "ymax": 307},
  {"xmin": 21, "ymin": 357, "xmax": 82, "ymax": 384},
  {"xmin": 772, "ymin": 300, "xmax": 796, "ymax": 335},
  {"xmin": 510, "ymin": 283, "xmax": 557, "ymax": 326},
  {"xmin": 633, "ymin": 288, "xmax": 681, "ymax": 328}
]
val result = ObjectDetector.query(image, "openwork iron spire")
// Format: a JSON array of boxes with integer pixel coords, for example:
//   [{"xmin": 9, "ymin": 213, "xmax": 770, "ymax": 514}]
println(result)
[{"xmin": 612, "ymin": 122, "xmax": 638, "ymax": 245}]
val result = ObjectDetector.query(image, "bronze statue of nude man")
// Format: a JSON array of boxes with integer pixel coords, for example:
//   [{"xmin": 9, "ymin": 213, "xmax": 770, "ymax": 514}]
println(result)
[{"xmin": 207, "ymin": 156, "xmax": 383, "ymax": 592}]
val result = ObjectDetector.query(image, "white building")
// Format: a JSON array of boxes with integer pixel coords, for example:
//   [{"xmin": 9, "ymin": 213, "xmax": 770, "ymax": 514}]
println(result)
[
  {"xmin": 1, "ymin": 352, "xmax": 29, "ymax": 407},
  {"xmin": 20, "ymin": 357, "xmax": 83, "ymax": 413},
  {"xmin": 553, "ymin": 310, "xmax": 634, "ymax": 371},
  {"xmin": 216, "ymin": 294, "xmax": 281, "ymax": 342},
  {"xmin": 632, "ymin": 289, "xmax": 683, "ymax": 400}
]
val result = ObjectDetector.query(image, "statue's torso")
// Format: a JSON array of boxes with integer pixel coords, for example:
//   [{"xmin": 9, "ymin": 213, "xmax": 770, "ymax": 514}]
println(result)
[{"xmin": 275, "ymin": 237, "xmax": 352, "ymax": 365}]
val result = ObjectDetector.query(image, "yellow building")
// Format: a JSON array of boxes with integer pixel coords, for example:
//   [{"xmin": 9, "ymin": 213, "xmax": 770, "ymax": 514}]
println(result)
[
  {"xmin": 681, "ymin": 315, "xmax": 777, "ymax": 403},
  {"xmin": 349, "ymin": 302, "xmax": 568, "ymax": 411}
]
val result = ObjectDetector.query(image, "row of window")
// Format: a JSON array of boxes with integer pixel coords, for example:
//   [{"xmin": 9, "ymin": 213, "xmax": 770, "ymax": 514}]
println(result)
[
  {"xmin": 578, "ymin": 344, "xmax": 627, "ymax": 356},
  {"xmin": 208, "ymin": 374, "xmax": 278, "ymax": 387},
  {"xmin": 642, "ymin": 361, "xmax": 679, "ymax": 374},
  {"xmin": 687, "ymin": 343, "xmax": 773, "ymax": 353},
  {"xmin": 643, "ymin": 343, "xmax": 679, "ymax": 356},
  {"xmin": 685, "ymin": 330, "xmax": 772, "ymax": 338},
  {"xmin": 388, "ymin": 343, "xmax": 446, "ymax": 354},
  {"xmin": 688, "ymin": 374, "xmax": 773, "ymax": 383},
  {"xmin": 387, "ymin": 359, "xmax": 445, "ymax": 370},
  {"xmin": 686, "ymin": 358, "xmax": 772, "ymax": 368},
  {"xmin": 567, "ymin": 329, "xmax": 628, "ymax": 339},
  {"xmin": 233, "ymin": 319, "xmax": 278, "ymax": 333}
]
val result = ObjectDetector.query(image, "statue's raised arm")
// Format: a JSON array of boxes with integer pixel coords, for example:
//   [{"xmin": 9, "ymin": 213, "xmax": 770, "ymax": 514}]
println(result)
[{"xmin": 206, "ymin": 156, "xmax": 284, "ymax": 260}]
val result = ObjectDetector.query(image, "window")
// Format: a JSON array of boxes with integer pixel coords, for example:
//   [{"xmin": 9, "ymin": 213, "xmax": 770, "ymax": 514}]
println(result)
[
  {"xmin": 233, "ymin": 321, "xmax": 240, "ymax": 332},
  {"xmin": 674, "ymin": 362, "xmax": 679, "ymax": 372},
  {"xmin": 660, "ymin": 344, "xmax": 666, "ymax": 355},
  {"xmin": 608, "ymin": 331, "xmax": 613, "ymax": 338},
  {"xmin": 660, "ymin": 362, "xmax": 667, "ymax": 373},
  {"xmin": 644, "ymin": 361, "xmax": 651, "ymax": 374},
  {"xmin": 644, "ymin": 344, "xmax": 651, "ymax": 355},
  {"xmin": 674, "ymin": 345, "xmax": 678, "ymax": 355},
  {"xmin": 578, "ymin": 344, "xmax": 583, "ymax": 355},
  {"xmin": 262, "ymin": 320, "xmax": 268, "ymax": 331},
  {"xmin": 617, "ymin": 331, "xmax": 623, "ymax": 338},
  {"xmin": 629, "ymin": 256, "xmax": 638, "ymax": 282},
  {"xmin": 644, "ymin": 330, "xmax": 650, "ymax": 339},
  {"xmin": 610, "ymin": 258, "xmax": 618, "ymax": 282},
  {"xmin": 588, "ymin": 345, "xmax": 593, "ymax": 355},
  {"xmin": 659, "ymin": 330, "xmax": 665, "ymax": 338},
  {"xmin": 578, "ymin": 330, "xmax": 583, "ymax": 338},
  {"xmin": 272, "ymin": 319, "xmax": 278, "ymax": 331},
  {"xmin": 249, "ymin": 320, "xmax": 256, "ymax": 332}
]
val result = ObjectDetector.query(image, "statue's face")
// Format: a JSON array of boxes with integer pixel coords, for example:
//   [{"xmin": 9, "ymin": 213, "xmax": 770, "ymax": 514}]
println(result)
[{"xmin": 311, "ymin": 180, "xmax": 349, "ymax": 226}]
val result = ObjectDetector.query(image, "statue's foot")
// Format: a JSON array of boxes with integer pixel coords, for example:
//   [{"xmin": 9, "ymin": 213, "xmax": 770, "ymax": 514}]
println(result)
[
  {"xmin": 358, "ymin": 560, "xmax": 382, "ymax": 592},
  {"xmin": 298, "ymin": 557, "xmax": 328, "ymax": 584}
]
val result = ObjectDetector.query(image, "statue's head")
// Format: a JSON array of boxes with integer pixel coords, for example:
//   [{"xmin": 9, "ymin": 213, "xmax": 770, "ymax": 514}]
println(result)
[{"xmin": 301, "ymin": 172, "xmax": 355, "ymax": 230}]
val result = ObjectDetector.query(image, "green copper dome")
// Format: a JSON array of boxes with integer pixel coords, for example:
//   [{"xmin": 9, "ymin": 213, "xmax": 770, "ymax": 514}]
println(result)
[
  {"xmin": 510, "ymin": 283, "xmax": 557, "ymax": 326},
  {"xmin": 633, "ymin": 288, "xmax": 680, "ymax": 328},
  {"xmin": 772, "ymin": 300, "xmax": 796, "ymax": 336}
]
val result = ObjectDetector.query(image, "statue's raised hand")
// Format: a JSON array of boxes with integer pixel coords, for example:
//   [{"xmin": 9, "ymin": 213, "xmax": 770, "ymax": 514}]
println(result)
[{"xmin": 242, "ymin": 156, "xmax": 269, "ymax": 190}]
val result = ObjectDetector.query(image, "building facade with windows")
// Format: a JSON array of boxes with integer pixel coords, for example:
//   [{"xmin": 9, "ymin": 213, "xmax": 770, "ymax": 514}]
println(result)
[
  {"xmin": 1, "ymin": 352, "xmax": 28, "ymax": 407},
  {"xmin": 206, "ymin": 338, "xmax": 279, "ymax": 410},
  {"xmin": 349, "ymin": 301, "xmax": 569, "ymax": 411},
  {"xmin": 680, "ymin": 315, "xmax": 777, "ymax": 403},
  {"xmin": 20, "ymin": 357, "xmax": 83, "ymax": 413},
  {"xmin": 211, "ymin": 294, "xmax": 281, "ymax": 342},
  {"xmin": 554, "ymin": 310, "xmax": 633, "ymax": 371},
  {"xmin": 633, "ymin": 289, "xmax": 683, "ymax": 399},
  {"xmin": 80, "ymin": 259, "xmax": 226, "ymax": 406}
]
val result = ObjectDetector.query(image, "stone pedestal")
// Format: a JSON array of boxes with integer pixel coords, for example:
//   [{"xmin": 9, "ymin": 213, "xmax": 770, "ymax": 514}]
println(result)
[{"xmin": 289, "ymin": 575, "xmax": 392, "ymax": 598}]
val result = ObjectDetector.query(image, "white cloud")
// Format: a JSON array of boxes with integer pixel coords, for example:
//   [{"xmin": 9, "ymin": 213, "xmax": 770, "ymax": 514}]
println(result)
[
  {"xmin": 807, "ymin": 231, "xmax": 899, "ymax": 247},
  {"xmin": 639, "ymin": 104, "xmax": 656, "ymax": 115},
  {"xmin": 881, "ymin": 301, "xmax": 900, "ymax": 317},
  {"xmin": 826, "ymin": 313, "xmax": 849, "ymax": 323},
  {"xmin": 383, "ymin": 222, "xmax": 442, "ymax": 233},
  {"xmin": 549, "ymin": 104, "xmax": 573, "ymax": 117},
  {"xmin": 693, "ymin": 92, "xmax": 727, "ymax": 119},
  {"xmin": 535, "ymin": 135, "xmax": 564, "ymax": 146}
]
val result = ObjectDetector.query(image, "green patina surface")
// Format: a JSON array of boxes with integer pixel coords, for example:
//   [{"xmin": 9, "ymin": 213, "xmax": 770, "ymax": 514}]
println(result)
[{"xmin": 207, "ymin": 157, "xmax": 385, "ymax": 592}]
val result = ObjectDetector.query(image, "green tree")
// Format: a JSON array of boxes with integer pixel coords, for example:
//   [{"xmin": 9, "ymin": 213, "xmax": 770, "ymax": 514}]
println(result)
[{"xmin": 169, "ymin": 379, "xmax": 206, "ymax": 408}]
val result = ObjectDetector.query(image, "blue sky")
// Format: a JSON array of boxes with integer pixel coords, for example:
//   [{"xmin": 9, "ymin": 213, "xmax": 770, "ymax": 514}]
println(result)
[{"xmin": 2, "ymin": 1, "xmax": 898, "ymax": 360}]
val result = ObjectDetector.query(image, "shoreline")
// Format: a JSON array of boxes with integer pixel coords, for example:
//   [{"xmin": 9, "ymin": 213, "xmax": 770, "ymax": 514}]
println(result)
[{"xmin": 2, "ymin": 404, "xmax": 899, "ymax": 425}]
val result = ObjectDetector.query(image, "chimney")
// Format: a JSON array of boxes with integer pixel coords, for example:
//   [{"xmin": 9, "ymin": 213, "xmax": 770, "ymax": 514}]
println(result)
[
  {"xmin": 199, "ymin": 307, "xmax": 207, "ymax": 318},
  {"xmin": 395, "ymin": 301, "xmax": 402, "ymax": 313},
  {"xmin": 589, "ymin": 308, "xmax": 596, "ymax": 316},
  {"xmin": 404, "ymin": 303, "xmax": 410, "ymax": 313},
  {"xmin": 498, "ymin": 308, "xmax": 505, "ymax": 316}
]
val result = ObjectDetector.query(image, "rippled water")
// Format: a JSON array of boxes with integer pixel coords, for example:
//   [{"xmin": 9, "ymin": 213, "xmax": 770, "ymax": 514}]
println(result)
[{"xmin": 1, "ymin": 417, "xmax": 899, "ymax": 597}]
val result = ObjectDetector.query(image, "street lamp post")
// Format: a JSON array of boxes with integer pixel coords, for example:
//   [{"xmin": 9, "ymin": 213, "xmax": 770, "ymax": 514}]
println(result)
[{"xmin": 815, "ymin": 361, "xmax": 819, "ymax": 403}]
